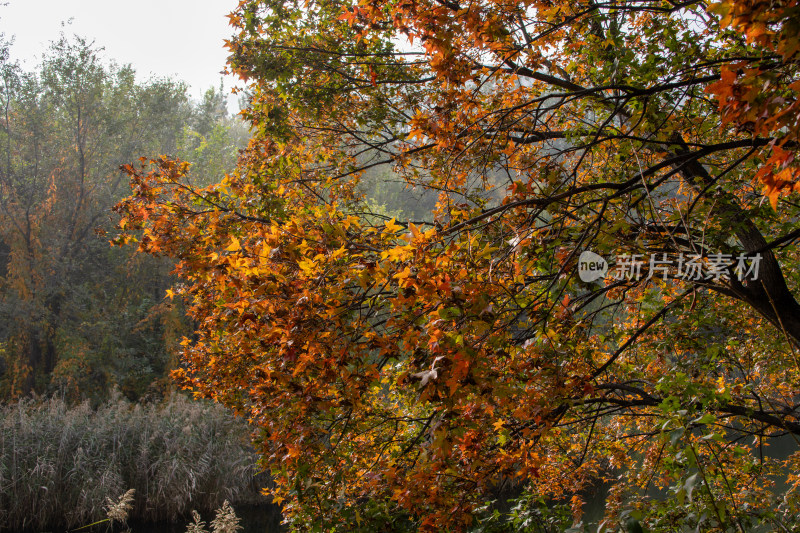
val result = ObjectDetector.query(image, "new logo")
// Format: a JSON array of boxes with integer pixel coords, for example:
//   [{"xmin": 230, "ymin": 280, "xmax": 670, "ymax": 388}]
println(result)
[{"xmin": 578, "ymin": 250, "xmax": 608, "ymax": 282}]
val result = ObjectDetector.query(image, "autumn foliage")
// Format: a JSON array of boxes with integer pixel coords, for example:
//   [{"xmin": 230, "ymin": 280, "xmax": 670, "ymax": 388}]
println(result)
[{"xmin": 116, "ymin": 0, "xmax": 800, "ymax": 530}]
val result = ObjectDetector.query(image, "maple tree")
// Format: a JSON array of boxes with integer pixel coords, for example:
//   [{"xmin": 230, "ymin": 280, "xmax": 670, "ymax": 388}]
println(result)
[{"xmin": 116, "ymin": 0, "xmax": 800, "ymax": 530}]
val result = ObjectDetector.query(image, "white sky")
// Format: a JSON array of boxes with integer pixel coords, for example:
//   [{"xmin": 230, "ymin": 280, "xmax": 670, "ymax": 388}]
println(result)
[{"xmin": 0, "ymin": 0, "xmax": 240, "ymax": 103}]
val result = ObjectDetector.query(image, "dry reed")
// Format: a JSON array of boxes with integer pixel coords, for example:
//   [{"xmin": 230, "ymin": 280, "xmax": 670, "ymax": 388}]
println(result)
[{"xmin": 0, "ymin": 393, "xmax": 265, "ymax": 532}]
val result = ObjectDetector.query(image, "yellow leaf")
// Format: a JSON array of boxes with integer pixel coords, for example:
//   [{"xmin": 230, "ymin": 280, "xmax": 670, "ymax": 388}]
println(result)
[
  {"xmin": 409, "ymin": 222, "xmax": 421, "ymax": 239},
  {"xmin": 384, "ymin": 218, "xmax": 402, "ymax": 233},
  {"xmin": 298, "ymin": 257, "xmax": 317, "ymax": 275},
  {"xmin": 225, "ymin": 237, "xmax": 241, "ymax": 252}
]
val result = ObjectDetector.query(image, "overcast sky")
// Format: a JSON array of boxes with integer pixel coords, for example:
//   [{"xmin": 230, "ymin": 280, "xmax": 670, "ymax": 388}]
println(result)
[{"xmin": 1, "ymin": 0, "xmax": 239, "ymax": 102}]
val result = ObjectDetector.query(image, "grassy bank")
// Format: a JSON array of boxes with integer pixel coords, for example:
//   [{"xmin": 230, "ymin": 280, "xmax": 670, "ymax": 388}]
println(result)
[{"xmin": 0, "ymin": 393, "xmax": 267, "ymax": 532}]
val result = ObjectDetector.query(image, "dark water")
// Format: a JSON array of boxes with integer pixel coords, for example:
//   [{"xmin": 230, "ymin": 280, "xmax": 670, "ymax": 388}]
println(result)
[
  {"xmin": 127, "ymin": 503, "xmax": 284, "ymax": 533},
  {"xmin": 118, "ymin": 436, "xmax": 800, "ymax": 532}
]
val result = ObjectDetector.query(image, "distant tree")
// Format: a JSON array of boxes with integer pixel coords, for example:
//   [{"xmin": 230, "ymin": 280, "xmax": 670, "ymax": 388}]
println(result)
[
  {"xmin": 0, "ymin": 35, "xmax": 245, "ymax": 399},
  {"xmin": 116, "ymin": 0, "xmax": 800, "ymax": 531},
  {"xmin": 178, "ymin": 83, "xmax": 250, "ymax": 187}
]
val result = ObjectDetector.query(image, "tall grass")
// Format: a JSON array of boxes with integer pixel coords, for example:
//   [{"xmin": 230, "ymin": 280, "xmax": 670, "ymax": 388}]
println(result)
[{"xmin": 0, "ymin": 393, "xmax": 266, "ymax": 532}]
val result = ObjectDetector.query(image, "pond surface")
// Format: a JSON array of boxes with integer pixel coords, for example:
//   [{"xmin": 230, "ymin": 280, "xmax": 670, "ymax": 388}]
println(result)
[{"xmin": 127, "ymin": 503, "xmax": 283, "ymax": 533}]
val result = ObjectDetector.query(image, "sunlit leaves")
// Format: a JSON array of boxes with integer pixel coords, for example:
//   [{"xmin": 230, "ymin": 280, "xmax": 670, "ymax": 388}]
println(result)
[{"xmin": 114, "ymin": 0, "xmax": 800, "ymax": 531}]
